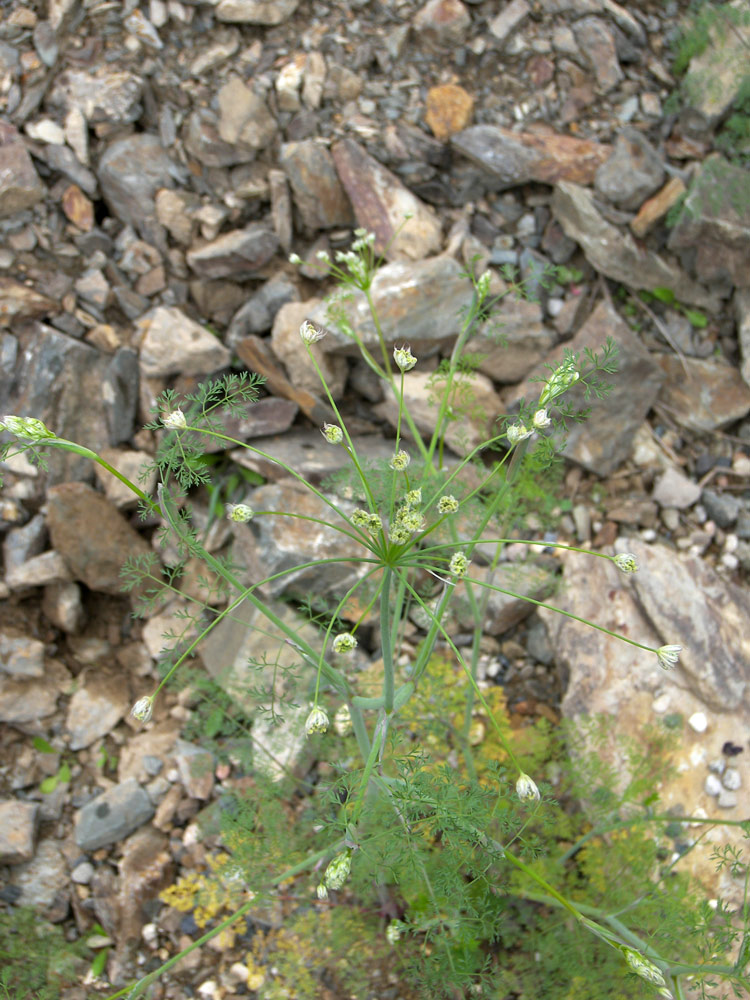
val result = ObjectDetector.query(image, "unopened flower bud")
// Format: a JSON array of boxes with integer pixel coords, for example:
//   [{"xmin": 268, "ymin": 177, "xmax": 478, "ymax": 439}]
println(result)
[
  {"xmin": 437, "ymin": 495, "xmax": 459, "ymax": 514},
  {"xmin": 389, "ymin": 450, "xmax": 410, "ymax": 471},
  {"xmin": 1, "ymin": 415, "xmax": 54, "ymax": 441},
  {"xmin": 225, "ymin": 503, "xmax": 254, "ymax": 522},
  {"xmin": 477, "ymin": 271, "xmax": 491, "ymax": 300},
  {"xmin": 323, "ymin": 851, "xmax": 351, "ymax": 890},
  {"xmin": 300, "ymin": 321, "xmax": 326, "ymax": 345},
  {"xmin": 304, "ymin": 705, "xmax": 329, "ymax": 735},
  {"xmin": 288, "ymin": 252, "xmax": 302, "ymax": 265},
  {"xmin": 449, "ymin": 552, "xmax": 468, "ymax": 578},
  {"xmin": 131, "ymin": 695, "xmax": 154, "ymax": 724},
  {"xmin": 613, "ymin": 552, "xmax": 638, "ymax": 574},
  {"xmin": 532, "ymin": 408, "xmax": 551, "ymax": 430},
  {"xmin": 316, "ymin": 883, "xmax": 328, "ymax": 900},
  {"xmin": 507, "ymin": 423, "xmax": 532, "ymax": 446},
  {"xmin": 393, "ymin": 346, "xmax": 417, "ymax": 372},
  {"xmin": 515, "ymin": 773, "xmax": 540, "ymax": 803},
  {"xmin": 322, "ymin": 423, "xmax": 343, "ymax": 444},
  {"xmin": 656, "ymin": 645, "xmax": 681, "ymax": 670},
  {"xmin": 623, "ymin": 948, "xmax": 668, "ymax": 988},
  {"xmin": 405, "ymin": 488, "xmax": 422, "ymax": 506},
  {"xmin": 163, "ymin": 409, "xmax": 187, "ymax": 429},
  {"xmin": 332, "ymin": 632, "xmax": 357, "ymax": 654},
  {"xmin": 386, "ymin": 920, "xmax": 406, "ymax": 944}
]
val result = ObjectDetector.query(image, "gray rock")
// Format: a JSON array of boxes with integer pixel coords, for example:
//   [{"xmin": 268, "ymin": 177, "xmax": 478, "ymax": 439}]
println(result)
[
  {"xmin": 331, "ymin": 139, "xmax": 441, "ymax": 260},
  {"xmin": 270, "ymin": 299, "xmax": 347, "ymax": 400},
  {"xmin": 71, "ymin": 861, "xmax": 94, "ymax": 884},
  {"xmin": 574, "ymin": 17, "xmax": 623, "ymax": 92},
  {"xmin": 0, "ymin": 120, "xmax": 45, "ymax": 216},
  {"xmin": 215, "ymin": 0, "xmax": 299, "ymax": 23},
  {"xmin": 269, "ymin": 168, "xmax": 292, "ymax": 253},
  {"xmin": 98, "ymin": 134, "xmax": 181, "ymax": 242},
  {"xmin": 104, "ymin": 347, "xmax": 139, "ymax": 445},
  {"xmin": 717, "ymin": 789, "xmax": 739, "ymax": 809},
  {"xmin": 652, "ymin": 467, "xmax": 701, "ymax": 510},
  {"xmin": 667, "ymin": 156, "xmax": 750, "ymax": 290},
  {"xmin": 307, "ymin": 256, "xmax": 474, "ymax": 356},
  {"xmin": 75, "ymin": 779, "xmax": 155, "ymax": 851},
  {"xmin": 174, "ymin": 740, "xmax": 215, "ymax": 800},
  {"xmin": 456, "ymin": 562, "xmax": 557, "ymax": 636},
  {"xmin": 704, "ymin": 773, "xmax": 723, "ymax": 797},
  {"xmin": 9, "ymin": 838, "xmax": 67, "ymax": 910},
  {"xmin": 701, "ymin": 489, "xmax": 742, "ymax": 528},
  {"xmin": 3, "ymin": 512, "xmax": 46, "ymax": 578},
  {"xmin": 186, "ymin": 224, "xmax": 279, "ymax": 280},
  {"xmin": 654, "ymin": 355, "xmax": 750, "ymax": 432},
  {"xmin": 218, "ymin": 76, "xmax": 276, "ymax": 152},
  {"xmin": 6, "ymin": 551, "xmax": 71, "ymax": 591},
  {"xmin": 489, "ymin": 0, "xmax": 530, "ymax": 45},
  {"xmin": 0, "ymin": 799, "xmax": 37, "ymax": 862},
  {"xmin": 227, "ymin": 276, "xmax": 298, "ymax": 345},
  {"xmin": 0, "ymin": 633, "xmax": 45, "ymax": 678},
  {"xmin": 412, "ymin": 0, "xmax": 471, "ymax": 48},
  {"xmin": 46, "ymin": 482, "xmax": 151, "ymax": 595},
  {"xmin": 0, "ymin": 278, "xmax": 57, "ymax": 327},
  {"xmin": 49, "ymin": 68, "xmax": 143, "ymax": 124},
  {"xmin": 679, "ymin": 5, "xmax": 750, "ymax": 133},
  {"xmin": 280, "ymin": 140, "xmax": 353, "ymax": 229},
  {"xmin": 722, "ymin": 767, "xmax": 742, "ymax": 791},
  {"xmin": 594, "ymin": 128, "xmax": 665, "ymax": 210},
  {"xmin": 42, "ymin": 581, "xmax": 84, "ymax": 633},
  {"xmin": 135, "ymin": 306, "xmax": 231, "ymax": 377},
  {"xmin": 230, "ymin": 429, "xmax": 395, "ymax": 482},
  {"xmin": 552, "ymin": 182, "xmax": 719, "ymax": 312},
  {"xmin": 30, "ymin": 142, "xmax": 97, "ymax": 196},
  {"xmin": 0, "ymin": 658, "xmax": 69, "ymax": 725},
  {"xmin": 93, "ymin": 449, "xmax": 156, "ymax": 508},
  {"xmin": 736, "ymin": 289, "xmax": 750, "ymax": 388},
  {"xmin": 66, "ymin": 668, "xmax": 131, "ymax": 751}
]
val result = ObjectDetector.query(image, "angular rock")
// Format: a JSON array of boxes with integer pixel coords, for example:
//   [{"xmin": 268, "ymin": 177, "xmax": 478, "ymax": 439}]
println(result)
[
  {"xmin": 594, "ymin": 128, "xmax": 665, "ymax": 210},
  {"xmin": 667, "ymin": 156, "xmax": 750, "ymax": 289},
  {"xmin": 378, "ymin": 369, "xmax": 502, "ymax": 457},
  {"xmin": 3, "ymin": 513, "xmax": 46, "ymax": 582},
  {"xmin": 468, "ymin": 295, "xmax": 555, "ymax": 384},
  {"xmin": 48, "ymin": 68, "xmax": 143, "ymax": 124},
  {"xmin": 0, "ymin": 658, "xmax": 69, "ymax": 725},
  {"xmin": 155, "ymin": 188, "xmax": 199, "ymax": 246},
  {"xmin": 0, "ymin": 120, "xmax": 45, "ymax": 216},
  {"xmin": 117, "ymin": 827, "xmax": 173, "ymax": 946},
  {"xmin": 509, "ymin": 300, "xmax": 664, "ymax": 476},
  {"xmin": 574, "ymin": 17, "xmax": 623, "ymax": 92},
  {"xmin": 234, "ymin": 335, "xmax": 335, "ymax": 425},
  {"xmin": 173, "ymin": 739, "xmax": 215, "ymax": 799},
  {"xmin": 215, "ymin": 0, "xmax": 299, "ymax": 23},
  {"xmin": 552, "ymin": 181, "xmax": 719, "ymax": 311},
  {"xmin": 251, "ymin": 701, "xmax": 312, "ymax": 781},
  {"xmin": 218, "ymin": 76, "xmax": 276, "ymax": 151},
  {"xmin": 654, "ymin": 354, "xmax": 750, "ymax": 432},
  {"xmin": 6, "ymin": 550, "xmax": 71, "ymax": 591},
  {"xmin": 186, "ymin": 224, "xmax": 279, "ymax": 279},
  {"xmin": 93, "ymin": 449, "xmax": 156, "ymax": 508},
  {"xmin": 104, "ymin": 347, "xmax": 140, "ymax": 446},
  {"xmin": 425, "ymin": 84, "xmax": 474, "ymax": 141},
  {"xmin": 271, "ymin": 300, "xmax": 347, "ymax": 400},
  {"xmin": 269, "ymin": 169, "xmax": 292, "ymax": 252},
  {"xmin": 229, "ymin": 428, "xmax": 395, "ymax": 482},
  {"xmin": 9, "ymin": 838, "xmax": 67, "ymax": 911},
  {"xmin": 183, "ymin": 108, "xmax": 248, "ymax": 168},
  {"xmin": 135, "ymin": 306, "xmax": 231, "ymax": 377},
  {"xmin": 736, "ymin": 289, "xmax": 750, "ymax": 388},
  {"xmin": 0, "ymin": 632, "xmax": 45, "ymax": 677},
  {"xmin": 489, "ymin": 0, "xmax": 530, "ymax": 44},
  {"xmin": 452, "ymin": 126, "xmax": 611, "ymax": 190},
  {"xmin": 279, "ymin": 140, "xmax": 353, "ymax": 229},
  {"xmin": 66, "ymin": 668, "xmax": 131, "ymax": 751},
  {"xmin": 652, "ymin": 466, "xmax": 702, "ymax": 510},
  {"xmin": 630, "ymin": 176, "xmax": 686, "ymax": 238},
  {"xmin": 98, "ymin": 134, "xmax": 180, "ymax": 241},
  {"xmin": 46, "ymin": 482, "xmax": 151, "ymax": 595},
  {"xmin": 307, "ymin": 256, "xmax": 473, "ymax": 355},
  {"xmin": 0, "ymin": 277, "xmax": 57, "ymax": 326},
  {"xmin": 75, "ymin": 779, "xmax": 155, "ymax": 851},
  {"xmin": 226, "ymin": 275, "xmax": 298, "ymax": 345},
  {"xmin": 332, "ymin": 139, "xmax": 441, "ymax": 260},
  {"xmin": 412, "ymin": 0, "xmax": 471, "ymax": 48},
  {"xmin": 42, "ymin": 581, "xmax": 84, "ymax": 633},
  {"xmin": 0, "ymin": 799, "xmax": 37, "ymax": 863}
]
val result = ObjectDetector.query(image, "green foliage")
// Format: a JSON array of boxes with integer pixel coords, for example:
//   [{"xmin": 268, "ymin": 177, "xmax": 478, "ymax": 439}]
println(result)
[
  {"xmin": 0, "ymin": 907, "xmax": 87, "ymax": 999},
  {"xmin": 671, "ymin": 2, "xmax": 750, "ymax": 77}
]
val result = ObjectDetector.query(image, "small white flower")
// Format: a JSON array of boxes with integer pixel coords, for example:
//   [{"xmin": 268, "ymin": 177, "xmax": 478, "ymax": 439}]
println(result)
[
  {"xmin": 507, "ymin": 422, "xmax": 532, "ymax": 446},
  {"xmin": 288, "ymin": 252, "xmax": 302, "ymax": 265},
  {"xmin": 323, "ymin": 851, "xmax": 351, "ymax": 890},
  {"xmin": 130, "ymin": 695, "xmax": 154, "ymax": 724},
  {"xmin": 299, "ymin": 321, "xmax": 326, "ymax": 345},
  {"xmin": 225, "ymin": 503, "xmax": 254, "ymax": 523},
  {"xmin": 304, "ymin": 705, "xmax": 329, "ymax": 736},
  {"xmin": 163, "ymin": 408, "xmax": 187, "ymax": 430},
  {"xmin": 393, "ymin": 345, "xmax": 417, "ymax": 372},
  {"xmin": 332, "ymin": 632, "xmax": 357, "ymax": 654},
  {"xmin": 322, "ymin": 423, "xmax": 343, "ymax": 444},
  {"xmin": 623, "ymin": 948, "xmax": 668, "ymax": 988},
  {"xmin": 515, "ymin": 773, "xmax": 540, "ymax": 803},
  {"xmin": 449, "ymin": 552, "xmax": 468, "ymax": 578},
  {"xmin": 437, "ymin": 495, "xmax": 459, "ymax": 514},
  {"xmin": 315, "ymin": 249, "xmax": 331, "ymax": 262},
  {"xmin": 389, "ymin": 450, "xmax": 410, "ymax": 471},
  {"xmin": 1, "ymin": 415, "xmax": 54, "ymax": 441},
  {"xmin": 404, "ymin": 488, "xmax": 422, "ymax": 506},
  {"xmin": 386, "ymin": 920, "xmax": 406, "ymax": 944},
  {"xmin": 316, "ymin": 883, "xmax": 329, "ymax": 900},
  {"xmin": 657, "ymin": 645, "xmax": 682, "ymax": 670},
  {"xmin": 539, "ymin": 360, "xmax": 580, "ymax": 406},
  {"xmin": 532, "ymin": 408, "xmax": 551, "ymax": 430},
  {"xmin": 613, "ymin": 552, "xmax": 638, "ymax": 574},
  {"xmin": 477, "ymin": 271, "xmax": 491, "ymax": 300},
  {"xmin": 390, "ymin": 524, "xmax": 411, "ymax": 545}
]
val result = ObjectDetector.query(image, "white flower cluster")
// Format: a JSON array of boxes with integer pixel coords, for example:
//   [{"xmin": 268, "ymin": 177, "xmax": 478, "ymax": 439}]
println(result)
[
  {"xmin": 389, "ymin": 489, "xmax": 425, "ymax": 545},
  {"xmin": 332, "ymin": 632, "xmax": 357, "ymax": 654},
  {"xmin": 449, "ymin": 551, "xmax": 468, "ymax": 578},
  {"xmin": 539, "ymin": 358, "xmax": 580, "ymax": 407},
  {"xmin": 225, "ymin": 503, "xmax": 254, "ymax": 522},
  {"xmin": 304, "ymin": 705, "xmax": 329, "ymax": 735},
  {"xmin": 389, "ymin": 449, "xmax": 410, "ymax": 471},
  {"xmin": 656, "ymin": 644, "xmax": 681, "ymax": 670},
  {"xmin": 322, "ymin": 423, "xmax": 343, "ymax": 444},
  {"xmin": 352, "ymin": 508, "xmax": 382, "ymax": 535},
  {"xmin": 393, "ymin": 345, "xmax": 417, "ymax": 372}
]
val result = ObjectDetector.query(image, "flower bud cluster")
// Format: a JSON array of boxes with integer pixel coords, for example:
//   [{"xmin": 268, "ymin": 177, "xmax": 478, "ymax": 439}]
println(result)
[
  {"xmin": 322, "ymin": 423, "xmax": 343, "ymax": 444},
  {"xmin": 515, "ymin": 773, "xmax": 540, "ymax": 803},
  {"xmin": 613, "ymin": 552, "xmax": 638, "ymax": 574},
  {"xmin": 351, "ymin": 228, "xmax": 375, "ymax": 252},
  {"xmin": 393, "ymin": 345, "xmax": 417, "ymax": 372},
  {"xmin": 351, "ymin": 508, "xmax": 382, "ymax": 535},
  {"xmin": 0, "ymin": 415, "xmax": 55, "ymax": 442},
  {"xmin": 389, "ymin": 489, "xmax": 425, "ymax": 545},
  {"xmin": 506, "ymin": 422, "xmax": 532, "ymax": 446},
  {"xmin": 335, "ymin": 249, "xmax": 368, "ymax": 286},
  {"xmin": 539, "ymin": 358, "xmax": 580, "ymax": 407},
  {"xmin": 656, "ymin": 644, "xmax": 681, "ymax": 670},
  {"xmin": 332, "ymin": 632, "xmax": 357, "ymax": 655},
  {"xmin": 323, "ymin": 851, "xmax": 352, "ymax": 891},
  {"xmin": 225, "ymin": 503, "xmax": 254, "ymax": 522},
  {"xmin": 389, "ymin": 450, "xmax": 410, "ymax": 471},
  {"xmin": 437, "ymin": 494, "xmax": 459, "ymax": 514},
  {"xmin": 623, "ymin": 948, "xmax": 669, "ymax": 990},
  {"xmin": 130, "ymin": 695, "xmax": 154, "ymax": 724},
  {"xmin": 449, "ymin": 551, "xmax": 468, "ymax": 578},
  {"xmin": 299, "ymin": 321, "xmax": 326, "ymax": 346},
  {"xmin": 304, "ymin": 705, "xmax": 329, "ymax": 735}
]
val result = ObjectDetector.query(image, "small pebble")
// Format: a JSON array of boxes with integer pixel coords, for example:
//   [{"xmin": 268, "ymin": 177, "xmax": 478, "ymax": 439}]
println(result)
[
  {"xmin": 722, "ymin": 767, "xmax": 741, "ymax": 791},
  {"xmin": 717, "ymin": 789, "xmax": 738, "ymax": 809},
  {"xmin": 704, "ymin": 773, "xmax": 722, "ymax": 796},
  {"xmin": 689, "ymin": 807, "xmax": 708, "ymax": 827},
  {"xmin": 708, "ymin": 757, "xmax": 727, "ymax": 775},
  {"xmin": 641, "ymin": 528, "xmax": 657, "ymax": 542},
  {"xmin": 142, "ymin": 923, "xmax": 158, "ymax": 946},
  {"xmin": 71, "ymin": 861, "xmax": 95, "ymax": 884},
  {"xmin": 143, "ymin": 755, "xmax": 163, "ymax": 776},
  {"xmin": 688, "ymin": 712, "xmax": 707, "ymax": 733},
  {"xmin": 652, "ymin": 693, "xmax": 671, "ymax": 714},
  {"xmin": 721, "ymin": 553, "xmax": 739, "ymax": 570}
]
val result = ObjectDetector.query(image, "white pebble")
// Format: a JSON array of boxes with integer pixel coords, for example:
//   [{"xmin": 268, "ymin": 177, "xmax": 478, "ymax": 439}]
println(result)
[
  {"xmin": 652, "ymin": 693, "xmax": 671, "ymax": 713},
  {"xmin": 641, "ymin": 528, "xmax": 657, "ymax": 542},
  {"xmin": 142, "ymin": 923, "xmax": 158, "ymax": 946},
  {"xmin": 717, "ymin": 789, "xmax": 738, "ymax": 809},
  {"xmin": 197, "ymin": 980, "xmax": 219, "ymax": 999},
  {"xmin": 708, "ymin": 757, "xmax": 726, "ymax": 775},
  {"xmin": 688, "ymin": 712, "xmax": 707, "ymax": 733},
  {"xmin": 724, "ymin": 533, "xmax": 738, "ymax": 553},
  {"xmin": 546, "ymin": 297, "xmax": 564, "ymax": 317},
  {"xmin": 704, "ymin": 773, "xmax": 722, "ymax": 796},
  {"xmin": 689, "ymin": 806, "xmax": 708, "ymax": 827},
  {"xmin": 721, "ymin": 553, "xmax": 739, "ymax": 570},
  {"xmin": 722, "ymin": 767, "xmax": 741, "ymax": 791}
]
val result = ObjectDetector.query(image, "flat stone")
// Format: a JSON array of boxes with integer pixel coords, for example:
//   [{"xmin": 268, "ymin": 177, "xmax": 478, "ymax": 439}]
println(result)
[
  {"xmin": 0, "ymin": 120, "xmax": 45, "ymax": 217},
  {"xmin": 425, "ymin": 84, "xmax": 474, "ymax": 141},
  {"xmin": 93, "ymin": 449, "xmax": 157, "ymax": 507},
  {"xmin": 269, "ymin": 169, "xmax": 292, "ymax": 252},
  {"xmin": 412, "ymin": 0, "xmax": 471, "ymax": 48},
  {"xmin": 117, "ymin": 827, "xmax": 173, "ymax": 945},
  {"xmin": 0, "ymin": 633, "xmax": 44, "ymax": 677},
  {"xmin": 7, "ymin": 550, "xmax": 70, "ymax": 590},
  {"xmin": 218, "ymin": 76, "xmax": 276, "ymax": 151},
  {"xmin": 652, "ymin": 466, "xmax": 701, "ymax": 510},
  {"xmin": 66, "ymin": 668, "xmax": 131, "ymax": 751},
  {"xmin": 467, "ymin": 292, "xmax": 554, "ymax": 383},
  {"xmin": 736, "ymin": 289, "xmax": 750, "ymax": 388},
  {"xmin": 655, "ymin": 354, "xmax": 750, "ymax": 432},
  {"xmin": 49, "ymin": 68, "xmax": 143, "ymax": 124},
  {"xmin": 508, "ymin": 299, "xmax": 664, "ymax": 476},
  {"xmin": 136, "ymin": 306, "xmax": 230, "ymax": 377},
  {"xmin": 679, "ymin": 3, "xmax": 750, "ymax": 132},
  {"xmin": 307, "ymin": 256, "xmax": 473, "ymax": 355},
  {"xmin": 215, "ymin": 0, "xmax": 299, "ymax": 24},
  {"xmin": 270, "ymin": 299, "xmax": 347, "ymax": 400},
  {"xmin": 61, "ymin": 183, "xmax": 94, "ymax": 231},
  {"xmin": 98, "ymin": 133, "xmax": 180, "ymax": 242},
  {"xmin": 456, "ymin": 562, "xmax": 557, "ymax": 635},
  {"xmin": 594, "ymin": 128, "xmax": 664, "ymax": 210},
  {"xmin": 229, "ymin": 429, "xmax": 395, "ymax": 482},
  {"xmin": 226, "ymin": 275, "xmax": 298, "ymax": 344},
  {"xmin": 630, "ymin": 176, "xmax": 687, "ymax": 238},
  {"xmin": 574, "ymin": 17, "xmax": 623, "ymax": 92},
  {"xmin": 552, "ymin": 181, "xmax": 719, "ymax": 312},
  {"xmin": 0, "ymin": 799, "xmax": 37, "ymax": 863},
  {"xmin": 41, "ymin": 581, "xmax": 84, "ymax": 633},
  {"xmin": 332, "ymin": 138, "xmax": 442, "ymax": 260},
  {"xmin": 186, "ymin": 224, "xmax": 279, "ymax": 279},
  {"xmin": 46, "ymin": 482, "xmax": 151, "ymax": 595},
  {"xmin": 279, "ymin": 140, "xmax": 353, "ymax": 229},
  {"xmin": 0, "ymin": 658, "xmax": 69, "ymax": 725},
  {"xmin": 234, "ymin": 335, "xmax": 334, "ymax": 425},
  {"xmin": 0, "ymin": 277, "xmax": 57, "ymax": 326},
  {"xmin": 174, "ymin": 740, "xmax": 214, "ymax": 800},
  {"xmin": 75, "ymin": 779, "xmax": 155, "ymax": 851},
  {"xmin": 667, "ymin": 156, "xmax": 750, "ymax": 289},
  {"xmin": 452, "ymin": 126, "xmax": 611, "ymax": 190},
  {"xmin": 9, "ymin": 838, "xmax": 67, "ymax": 911},
  {"xmin": 489, "ymin": 0, "xmax": 530, "ymax": 44}
]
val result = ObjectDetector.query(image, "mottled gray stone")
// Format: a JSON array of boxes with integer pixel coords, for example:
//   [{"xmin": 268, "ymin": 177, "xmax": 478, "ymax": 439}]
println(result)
[
  {"xmin": 594, "ymin": 128, "xmax": 665, "ymax": 210},
  {"xmin": 186, "ymin": 224, "xmax": 279, "ymax": 280},
  {"xmin": 226, "ymin": 275, "xmax": 298, "ymax": 346},
  {"xmin": 98, "ymin": 134, "xmax": 182, "ymax": 243},
  {"xmin": 103, "ymin": 348, "xmax": 139, "ymax": 446},
  {"xmin": 0, "ymin": 121, "xmax": 45, "ymax": 217},
  {"xmin": 75, "ymin": 779, "xmax": 155, "ymax": 850},
  {"xmin": 0, "ymin": 799, "xmax": 37, "ymax": 863},
  {"xmin": 49, "ymin": 68, "xmax": 143, "ymax": 124},
  {"xmin": 215, "ymin": 0, "xmax": 299, "ymax": 24},
  {"xmin": 0, "ymin": 632, "xmax": 45, "ymax": 678},
  {"xmin": 173, "ymin": 740, "xmax": 214, "ymax": 799},
  {"xmin": 280, "ymin": 140, "xmax": 353, "ymax": 229},
  {"xmin": 652, "ymin": 467, "xmax": 701, "ymax": 510},
  {"xmin": 0, "ymin": 658, "xmax": 69, "ymax": 724},
  {"xmin": 135, "ymin": 306, "xmax": 231, "ymax": 377},
  {"xmin": 66, "ymin": 668, "xmax": 131, "ymax": 751},
  {"xmin": 679, "ymin": 4, "xmax": 750, "ymax": 133},
  {"xmin": 9, "ymin": 838, "xmax": 67, "ymax": 910},
  {"xmin": 218, "ymin": 76, "xmax": 276, "ymax": 151},
  {"xmin": 655, "ymin": 355, "xmax": 750, "ymax": 432}
]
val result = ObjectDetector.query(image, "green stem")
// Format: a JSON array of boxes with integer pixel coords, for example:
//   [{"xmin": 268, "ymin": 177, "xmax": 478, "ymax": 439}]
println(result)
[
  {"xmin": 381, "ymin": 567, "xmax": 395, "ymax": 713},
  {"xmin": 47, "ymin": 438, "xmax": 157, "ymax": 511}
]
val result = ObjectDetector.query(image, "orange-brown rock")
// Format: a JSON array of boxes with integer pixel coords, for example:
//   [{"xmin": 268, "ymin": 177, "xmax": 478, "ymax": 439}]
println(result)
[
  {"xmin": 630, "ymin": 176, "xmax": 686, "ymax": 238},
  {"xmin": 425, "ymin": 83, "xmax": 474, "ymax": 141},
  {"xmin": 61, "ymin": 183, "xmax": 94, "ymax": 231}
]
